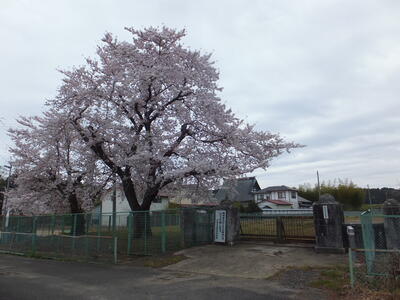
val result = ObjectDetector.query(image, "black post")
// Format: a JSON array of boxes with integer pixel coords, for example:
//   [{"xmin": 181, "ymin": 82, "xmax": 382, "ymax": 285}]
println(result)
[{"xmin": 313, "ymin": 194, "xmax": 345, "ymax": 253}]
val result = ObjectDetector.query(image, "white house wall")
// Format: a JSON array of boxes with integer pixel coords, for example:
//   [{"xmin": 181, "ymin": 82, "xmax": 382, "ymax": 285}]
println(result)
[
  {"xmin": 255, "ymin": 189, "xmax": 300, "ymax": 209},
  {"xmin": 270, "ymin": 191, "xmax": 299, "ymax": 209},
  {"xmin": 99, "ymin": 188, "xmax": 169, "ymax": 226}
]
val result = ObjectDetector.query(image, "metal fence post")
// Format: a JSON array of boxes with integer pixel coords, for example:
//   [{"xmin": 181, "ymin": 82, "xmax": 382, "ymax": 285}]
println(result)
[
  {"xmin": 113, "ymin": 237, "xmax": 118, "ymax": 264},
  {"xmin": 85, "ymin": 213, "xmax": 90, "ymax": 234},
  {"xmin": 144, "ymin": 212, "xmax": 147, "ymax": 255},
  {"xmin": 161, "ymin": 211, "xmax": 166, "ymax": 253},
  {"xmin": 349, "ymin": 248, "xmax": 355, "ymax": 287},
  {"xmin": 50, "ymin": 215, "xmax": 55, "ymax": 244},
  {"xmin": 16, "ymin": 217, "xmax": 20, "ymax": 243},
  {"xmin": 72, "ymin": 214, "xmax": 77, "ymax": 251},
  {"xmin": 180, "ymin": 210, "xmax": 185, "ymax": 248},
  {"xmin": 31, "ymin": 216, "xmax": 37, "ymax": 255},
  {"xmin": 96, "ymin": 213, "xmax": 101, "ymax": 252},
  {"xmin": 85, "ymin": 234, "xmax": 89, "ymax": 259},
  {"xmin": 276, "ymin": 216, "xmax": 284, "ymax": 242},
  {"xmin": 58, "ymin": 215, "xmax": 65, "ymax": 254},
  {"xmin": 85, "ymin": 213, "xmax": 89, "ymax": 258},
  {"xmin": 127, "ymin": 212, "xmax": 133, "ymax": 255},
  {"xmin": 61, "ymin": 215, "xmax": 65, "ymax": 234},
  {"xmin": 361, "ymin": 211, "xmax": 375, "ymax": 273},
  {"xmin": 132, "ymin": 213, "xmax": 135, "ymax": 242},
  {"xmin": 209, "ymin": 210, "xmax": 213, "ymax": 242},
  {"xmin": 112, "ymin": 213, "xmax": 116, "ymax": 241}
]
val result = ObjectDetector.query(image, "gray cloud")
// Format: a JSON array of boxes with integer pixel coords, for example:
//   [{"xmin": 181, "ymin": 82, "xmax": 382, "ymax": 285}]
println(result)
[{"xmin": 0, "ymin": 0, "xmax": 399, "ymax": 188}]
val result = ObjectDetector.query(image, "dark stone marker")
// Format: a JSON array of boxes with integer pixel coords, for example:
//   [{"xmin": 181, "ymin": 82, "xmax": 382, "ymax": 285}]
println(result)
[
  {"xmin": 383, "ymin": 198, "xmax": 400, "ymax": 249},
  {"xmin": 215, "ymin": 200, "xmax": 240, "ymax": 246},
  {"xmin": 313, "ymin": 194, "xmax": 345, "ymax": 253}
]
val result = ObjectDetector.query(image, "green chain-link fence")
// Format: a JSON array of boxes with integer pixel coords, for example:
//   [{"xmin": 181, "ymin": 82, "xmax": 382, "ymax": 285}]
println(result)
[
  {"xmin": 0, "ymin": 208, "xmax": 214, "ymax": 263},
  {"xmin": 349, "ymin": 248, "xmax": 400, "ymax": 294},
  {"xmin": 348, "ymin": 210, "xmax": 400, "ymax": 295}
]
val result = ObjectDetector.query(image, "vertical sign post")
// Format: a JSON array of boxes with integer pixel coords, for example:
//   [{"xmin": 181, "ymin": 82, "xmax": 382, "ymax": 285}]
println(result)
[
  {"xmin": 323, "ymin": 205, "xmax": 329, "ymax": 226},
  {"xmin": 323, "ymin": 205, "xmax": 329, "ymax": 220},
  {"xmin": 214, "ymin": 210, "xmax": 226, "ymax": 243}
]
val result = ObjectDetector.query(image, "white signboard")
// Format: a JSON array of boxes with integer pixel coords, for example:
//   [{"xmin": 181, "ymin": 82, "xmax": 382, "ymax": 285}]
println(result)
[
  {"xmin": 214, "ymin": 210, "xmax": 226, "ymax": 243},
  {"xmin": 323, "ymin": 205, "xmax": 329, "ymax": 219}
]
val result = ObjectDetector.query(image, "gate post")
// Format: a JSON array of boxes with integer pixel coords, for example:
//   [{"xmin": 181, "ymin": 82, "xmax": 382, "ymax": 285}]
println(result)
[
  {"xmin": 313, "ymin": 194, "xmax": 345, "ymax": 253},
  {"xmin": 214, "ymin": 200, "xmax": 240, "ymax": 246},
  {"xmin": 383, "ymin": 198, "xmax": 400, "ymax": 249},
  {"xmin": 276, "ymin": 216, "xmax": 284, "ymax": 243}
]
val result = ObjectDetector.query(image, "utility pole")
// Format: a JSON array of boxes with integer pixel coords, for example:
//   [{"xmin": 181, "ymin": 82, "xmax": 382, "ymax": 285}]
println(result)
[
  {"xmin": 112, "ymin": 174, "xmax": 117, "ymax": 237},
  {"xmin": 317, "ymin": 170, "xmax": 321, "ymax": 200},
  {"xmin": 2, "ymin": 164, "xmax": 12, "ymax": 215}
]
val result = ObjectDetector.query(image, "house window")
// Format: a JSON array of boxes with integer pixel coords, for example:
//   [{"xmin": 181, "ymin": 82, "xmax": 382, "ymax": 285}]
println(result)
[
  {"xmin": 278, "ymin": 192, "xmax": 285, "ymax": 199},
  {"xmin": 291, "ymin": 191, "xmax": 296, "ymax": 199},
  {"xmin": 256, "ymin": 194, "xmax": 263, "ymax": 201}
]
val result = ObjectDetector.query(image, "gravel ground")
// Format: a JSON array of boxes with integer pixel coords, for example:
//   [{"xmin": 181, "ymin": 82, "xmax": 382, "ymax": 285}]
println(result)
[{"xmin": 273, "ymin": 268, "xmax": 321, "ymax": 289}]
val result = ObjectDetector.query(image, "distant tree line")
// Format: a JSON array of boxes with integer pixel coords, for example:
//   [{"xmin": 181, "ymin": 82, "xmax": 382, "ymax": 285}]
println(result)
[
  {"xmin": 298, "ymin": 179, "xmax": 365, "ymax": 210},
  {"xmin": 364, "ymin": 188, "xmax": 400, "ymax": 204}
]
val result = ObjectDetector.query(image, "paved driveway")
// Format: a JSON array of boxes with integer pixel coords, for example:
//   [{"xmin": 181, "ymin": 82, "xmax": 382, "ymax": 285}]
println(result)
[
  {"xmin": 0, "ymin": 243, "xmax": 343, "ymax": 300},
  {"xmin": 166, "ymin": 242, "xmax": 345, "ymax": 278}
]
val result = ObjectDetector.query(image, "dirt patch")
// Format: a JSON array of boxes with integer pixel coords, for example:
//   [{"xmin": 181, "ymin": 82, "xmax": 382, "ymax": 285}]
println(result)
[
  {"xmin": 271, "ymin": 265, "xmax": 357, "ymax": 299},
  {"xmin": 119, "ymin": 254, "xmax": 187, "ymax": 268}
]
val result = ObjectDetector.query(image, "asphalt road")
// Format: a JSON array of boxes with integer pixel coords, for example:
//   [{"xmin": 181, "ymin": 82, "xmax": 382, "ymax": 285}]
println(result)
[{"xmin": 0, "ymin": 254, "xmax": 326, "ymax": 300}]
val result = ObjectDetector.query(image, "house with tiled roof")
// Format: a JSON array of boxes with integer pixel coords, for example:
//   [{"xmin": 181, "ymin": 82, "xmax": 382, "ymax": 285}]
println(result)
[
  {"xmin": 254, "ymin": 185, "xmax": 300, "ymax": 209},
  {"xmin": 214, "ymin": 177, "xmax": 261, "ymax": 206}
]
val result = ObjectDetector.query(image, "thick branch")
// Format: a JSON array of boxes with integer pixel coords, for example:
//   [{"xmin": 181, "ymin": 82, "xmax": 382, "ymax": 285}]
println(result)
[
  {"xmin": 163, "ymin": 123, "xmax": 190, "ymax": 158},
  {"xmin": 71, "ymin": 118, "xmax": 141, "ymax": 210}
]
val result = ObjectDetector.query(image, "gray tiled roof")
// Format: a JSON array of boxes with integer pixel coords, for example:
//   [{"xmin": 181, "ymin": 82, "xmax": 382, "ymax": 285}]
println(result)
[
  {"xmin": 214, "ymin": 177, "xmax": 260, "ymax": 203},
  {"xmin": 254, "ymin": 185, "xmax": 297, "ymax": 194},
  {"xmin": 298, "ymin": 195, "xmax": 312, "ymax": 203}
]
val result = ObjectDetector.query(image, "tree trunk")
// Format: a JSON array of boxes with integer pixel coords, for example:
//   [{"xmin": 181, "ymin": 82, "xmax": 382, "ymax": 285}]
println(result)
[
  {"xmin": 133, "ymin": 210, "xmax": 152, "ymax": 238},
  {"xmin": 68, "ymin": 193, "xmax": 86, "ymax": 235},
  {"xmin": 121, "ymin": 176, "xmax": 141, "ymax": 211},
  {"xmin": 119, "ymin": 176, "xmax": 161, "ymax": 238},
  {"xmin": 0, "ymin": 196, "xmax": 3, "ymax": 216}
]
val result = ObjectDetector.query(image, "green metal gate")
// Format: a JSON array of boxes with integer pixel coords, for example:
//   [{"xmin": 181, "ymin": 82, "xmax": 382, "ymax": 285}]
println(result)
[{"xmin": 239, "ymin": 213, "xmax": 315, "ymax": 243}]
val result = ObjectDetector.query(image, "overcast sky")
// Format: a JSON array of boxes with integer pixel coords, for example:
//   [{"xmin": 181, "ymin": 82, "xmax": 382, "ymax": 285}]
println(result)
[{"xmin": 0, "ymin": 0, "xmax": 399, "ymax": 188}]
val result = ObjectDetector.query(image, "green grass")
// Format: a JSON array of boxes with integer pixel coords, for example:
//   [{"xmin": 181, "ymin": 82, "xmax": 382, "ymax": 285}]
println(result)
[
  {"xmin": 360, "ymin": 204, "xmax": 383, "ymax": 211},
  {"xmin": 309, "ymin": 266, "xmax": 348, "ymax": 292}
]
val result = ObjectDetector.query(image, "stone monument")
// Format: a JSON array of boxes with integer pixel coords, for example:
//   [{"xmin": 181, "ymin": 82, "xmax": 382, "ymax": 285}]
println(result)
[
  {"xmin": 313, "ymin": 194, "xmax": 345, "ymax": 253},
  {"xmin": 214, "ymin": 200, "xmax": 240, "ymax": 246}
]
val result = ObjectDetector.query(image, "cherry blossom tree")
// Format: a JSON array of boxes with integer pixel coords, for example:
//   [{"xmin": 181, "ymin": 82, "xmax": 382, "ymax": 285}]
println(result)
[
  {"xmin": 8, "ymin": 110, "xmax": 110, "ymax": 220},
  {"xmin": 48, "ymin": 26, "xmax": 300, "ymax": 214}
]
